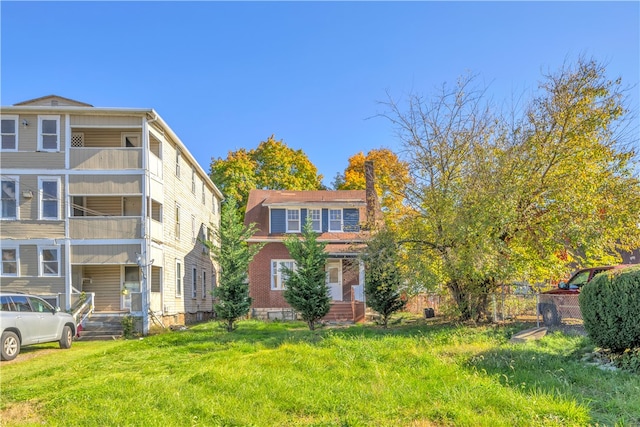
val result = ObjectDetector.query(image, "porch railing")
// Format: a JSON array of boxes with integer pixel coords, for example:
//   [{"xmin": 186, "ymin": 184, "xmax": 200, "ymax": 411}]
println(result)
[{"xmin": 68, "ymin": 291, "xmax": 95, "ymax": 327}]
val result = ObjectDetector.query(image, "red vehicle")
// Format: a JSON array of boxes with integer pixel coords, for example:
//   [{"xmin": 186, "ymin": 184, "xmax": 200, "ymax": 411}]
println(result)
[{"xmin": 538, "ymin": 265, "xmax": 630, "ymax": 326}]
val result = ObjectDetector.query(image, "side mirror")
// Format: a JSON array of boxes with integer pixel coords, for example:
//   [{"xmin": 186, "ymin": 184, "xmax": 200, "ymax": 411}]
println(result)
[
  {"xmin": 558, "ymin": 281, "xmax": 567, "ymax": 289},
  {"xmin": 54, "ymin": 306, "xmax": 61, "ymax": 314}
]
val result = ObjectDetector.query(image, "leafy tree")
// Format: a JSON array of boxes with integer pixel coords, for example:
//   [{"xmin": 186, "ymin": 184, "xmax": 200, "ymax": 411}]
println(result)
[
  {"xmin": 208, "ymin": 197, "xmax": 263, "ymax": 332},
  {"xmin": 210, "ymin": 135, "xmax": 324, "ymax": 210},
  {"xmin": 282, "ymin": 223, "xmax": 330, "ymax": 330},
  {"xmin": 334, "ymin": 148, "xmax": 411, "ymax": 222},
  {"xmin": 361, "ymin": 228, "xmax": 406, "ymax": 328},
  {"xmin": 383, "ymin": 58, "xmax": 640, "ymax": 321}
]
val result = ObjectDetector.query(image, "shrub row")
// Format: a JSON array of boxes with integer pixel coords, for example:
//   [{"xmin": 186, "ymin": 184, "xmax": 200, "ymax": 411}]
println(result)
[{"xmin": 579, "ymin": 265, "xmax": 640, "ymax": 352}]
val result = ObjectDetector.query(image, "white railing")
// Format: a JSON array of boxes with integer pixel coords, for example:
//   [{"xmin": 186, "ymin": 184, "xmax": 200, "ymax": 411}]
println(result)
[
  {"xmin": 149, "ymin": 153, "xmax": 163, "ymax": 178},
  {"xmin": 68, "ymin": 292, "xmax": 95, "ymax": 327}
]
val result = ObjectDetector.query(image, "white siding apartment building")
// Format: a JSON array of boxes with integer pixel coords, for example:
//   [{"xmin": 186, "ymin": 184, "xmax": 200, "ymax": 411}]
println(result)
[{"xmin": 0, "ymin": 95, "xmax": 223, "ymax": 333}]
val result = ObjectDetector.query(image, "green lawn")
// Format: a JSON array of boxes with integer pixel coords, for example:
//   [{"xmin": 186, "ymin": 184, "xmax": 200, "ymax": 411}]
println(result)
[{"xmin": 1, "ymin": 320, "xmax": 638, "ymax": 426}]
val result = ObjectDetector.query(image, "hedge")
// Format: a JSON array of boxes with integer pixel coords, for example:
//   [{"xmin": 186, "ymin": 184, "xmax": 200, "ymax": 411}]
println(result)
[{"xmin": 579, "ymin": 265, "xmax": 640, "ymax": 352}]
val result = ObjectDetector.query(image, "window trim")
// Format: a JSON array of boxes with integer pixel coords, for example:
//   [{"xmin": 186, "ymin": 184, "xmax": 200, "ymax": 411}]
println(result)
[
  {"xmin": 191, "ymin": 167, "xmax": 196, "ymax": 194},
  {"xmin": 38, "ymin": 115, "xmax": 60, "ymax": 152},
  {"xmin": 191, "ymin": 215, "xmax": 197, "ymax": 244},
  {"xmin": 202, "ymin": 270, "xmax": 207, "ymax": 299},
  {"xmin": 39, "ymin": 246, "xmax": 60, "ymax": 277},
  {"xmin": 329, "ymin": 209, "xmax": 343, "ymax": 232},
  {"xmin": 121, "ymin": 132, "xmax": 141, "ymax": 148},
  {"xmin": 1, "ymin": 176, "xmax": 19, "ymax": 220},
  {"xmin": 1, "ymin": 115, "xmax": 18, "ymax": 151},
  {"xmin": 308, "ymin": 208, "xmax": 322, "ymax": 232},
  {"xmin": 192, "ymin": 265, "xmax": 197, "ymax": 299},
  {"xmin": 271, "ymin": 259, "xmax": 296, "ymax": 290},
  {"xmin": 175, "ymin": 149, "xmax": 181, "ymax": 178},
  {"xmin": 39, "ymin": 177, "xmax": 61, "ymax": 220},
  {"xmin": 1, "ymin": 246, "xmax": 19, "ymax": 276},
  {"xmin": 176, "ymin": 259, "xmax": 183, "ymax": 297},
  {"xmin": 175, "ymin": 204, "xmax": 181, "ymax": 240},
  {"xmin": 286, "ymin": 209, "xmax": 300, "ymax": 233}
]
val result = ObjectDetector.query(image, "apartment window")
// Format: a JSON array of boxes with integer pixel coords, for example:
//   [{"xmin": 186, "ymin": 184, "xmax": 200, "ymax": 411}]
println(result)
[
  {"xmin": 287, "ymin": 209, "xmax": 300, "ymax": 232},
  {"xmin": 329, "ymin": 209, "xmax": 342, "ymax": 232},
  {"xmin": 191, "ymin": 168, "xmax": 196, "ymax": 194},
  {"xmin": 1, "ymin": 177, "xmax": 18, "ymax": 220},
  {"xmin": 176, "ymin": 260, "xmax": 182, "ymax": 297},
  {"xmin": 192, "ymin": 266, "xmax": 197, "ymax": 298},
  {"xmin": 40, "ymin": 247, "xmax": 59, "ymax": 276},
  {"xmin": 201, "ymin": 182, "xmax": 206, "ymax": 205},
  {"xmin": 1, "ymin": 116, "xmax": 18, "ymax": 150},
  {"xmin": 308, "ymin": 209, "xmax": 321, "ymax": 232},
  {"xmin": 1, "ymin": 248, "xmax": 18, "ymax": 276},
  {"xmin": 39, "ymin": 177, "xmax": 60, "ymax": 220},
  {"xmin": 175, "ymin": 149, "xmax": 181, "ymax": 177},
  {"xmin": 38, "ymin": 115, "xmax": 60, "ymax": 151},
  {"xmin": 175, "ymin": 204, "xmax": 181, "ymax": 240},
  {"xmin": 71, "ymin": 196, "xmax": 86, "ymax": 217},
  {"xmin": 271, "ymin": 260, "xmax": 296, "ymax": 290},
  {"xmin": 191, "ymin": 215, "xmax": 197, "ymax": 244},
  {"xmin": 212, "ymin": 197, "xmax": 217, "ymax": 215},
  {"xmin": 122, "ymin": 133, "xmax": 140, "ymax": 147},
  {"xmin": 212, "ymin": 267, "xmax": 217, "ymax": 289},
  {"xmin": 202, "ymin": 270, "xmax": 207, "ymax": 298}
]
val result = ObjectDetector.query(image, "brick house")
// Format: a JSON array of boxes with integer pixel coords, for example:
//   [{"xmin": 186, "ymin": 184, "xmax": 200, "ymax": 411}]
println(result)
[{"xmin": 244, "ymin": 188, "xmax": 381, "ymax": 322}]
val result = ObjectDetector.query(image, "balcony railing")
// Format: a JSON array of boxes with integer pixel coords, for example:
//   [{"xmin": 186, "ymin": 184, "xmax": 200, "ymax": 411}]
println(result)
[
  {"xmin": 149, "ymin": 219, "xmax": 164, "ymax": 242},
  {"xmin": 70, "ymin": 147, "xmax": 142, "ymax": 170},
  {"xmin": 69, "ymin": 217, "xmax": 142, "ymax": 239}
]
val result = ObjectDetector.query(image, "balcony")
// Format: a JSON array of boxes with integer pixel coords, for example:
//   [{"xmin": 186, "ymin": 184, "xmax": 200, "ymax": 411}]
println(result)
[
  {"xmin": 69, "ymin": 217, "xmax": 142, "ymax": 239},
  {"xmin": 70, "ymin": 147, "xmax": 142, "ymax": 170}
]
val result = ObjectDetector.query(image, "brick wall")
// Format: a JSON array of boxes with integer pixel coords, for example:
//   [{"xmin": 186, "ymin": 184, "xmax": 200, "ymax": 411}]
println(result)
[{"xmin": 249, "ymin": 242, "xmax": 291, "ymax": 309}]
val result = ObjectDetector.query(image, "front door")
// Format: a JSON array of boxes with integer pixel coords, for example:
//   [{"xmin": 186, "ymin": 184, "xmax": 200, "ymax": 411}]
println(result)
[
  {"xmin": 122, "ymin": 266, "xmax": 140, "ymax": 310},
  {"xmin": 326, "ymin": 260, "xmax": 343, "ymax": 301}
]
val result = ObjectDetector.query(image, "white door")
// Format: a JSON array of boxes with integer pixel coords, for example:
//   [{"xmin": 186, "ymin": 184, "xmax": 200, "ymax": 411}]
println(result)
[
  {"xmin": 122, "ymin": 266, "xmax": 141, "ymax": 310},
  {"xmin": 326, "ymin": 260, "xmax": 343, "ymax": 301}
]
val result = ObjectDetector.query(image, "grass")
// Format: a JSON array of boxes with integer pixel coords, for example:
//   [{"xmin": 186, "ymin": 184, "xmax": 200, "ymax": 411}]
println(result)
[{"xmin": 1, "ymin": 319, "xmax": 639, "ymax": 426}]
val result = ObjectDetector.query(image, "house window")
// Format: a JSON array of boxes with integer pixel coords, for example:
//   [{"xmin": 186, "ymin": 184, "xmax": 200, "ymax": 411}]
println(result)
[
  {"xmin": 176, "ymin": 260, "xmax": 182, "ymax": 297},
  {"xmin": 308, "ymin": 209, "xmax": 321, "ymax": 232},
  {"xmin": 271, "ymin": 260, "xmax": 296, "ymax": 290},
  {"xmin": 201, "ymin": 182, "xmax": 206, "ymax": 205},
  {"xmin": 192, "ymin": 266, "xmax": 197, "ymax": 299},
  {"xmin": 191, "ymin": 215, "xmax": 197, "ymax": 244},
  {"xmin": 122, "ymin": 133, "xmax": 140, "ymax": 147},
  {"xmin": 1, "ymin": 116, "xmax": 18, "ymax": 150},
  {"xmin": 39, "ymin": 177, "xmax": 60, "ymax": 220},
  {"xmin": 40, "ymin": 247, "xmax": 59, "ymax": 276},
  {"xmin": 71, "ymin": 196, "xmax": 86, "ymax": 217},
  {"xmin": 212, "ymin": 267, "xmax": 217, "ymax": 289},
  {"xmin": 38, "ymin": 115, "xmax": 60, "ymax": 151},
  {"xmin": 329, "ymin": 209, "xmax": 342, "ymax": 232},
  {"xmin": 175, "ymin": 149, "xmax": 181, "ymax": 178},
  {"xmin": 175, "ymin": 204, "xmax": 181, "ymax": 240},
  {"xmin": 287, "ymin": 209, "xmax": 300, "ymax": 232},
  {"xmin": 1, "ymin": 177, "xmax": 18, "ymax": 220},
  {"xmin": 191, "ymin": 168, "xmax": 196, "ymax": 194},
  {"xmin": 202, "ymin": 270, "xmax": 207, "ymax": 299},
  {"xmin": 1, "ymin": 248, "xmax": 18, "ymax": 276}
]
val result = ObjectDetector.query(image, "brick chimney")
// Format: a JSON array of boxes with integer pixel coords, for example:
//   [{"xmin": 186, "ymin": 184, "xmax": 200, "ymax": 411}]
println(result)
[{"xmin": 364, "ymin": 160, "xmax": 384, "ymax": 231}]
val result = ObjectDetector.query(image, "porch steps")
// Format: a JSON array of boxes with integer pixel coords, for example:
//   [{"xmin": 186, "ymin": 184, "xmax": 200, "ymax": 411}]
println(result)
[
  {"xmin": 323, "ymin": 301, "xmax": 365, "ymax": 323},
  {"xmin": 78, "ymin": 314, "xmax": 125, "ymax": 341}
]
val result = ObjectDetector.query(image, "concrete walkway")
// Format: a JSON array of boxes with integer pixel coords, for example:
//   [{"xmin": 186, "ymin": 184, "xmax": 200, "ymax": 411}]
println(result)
[{"xmin": 509, "ymin": 327, "xmax": 548, "ymax": 343}]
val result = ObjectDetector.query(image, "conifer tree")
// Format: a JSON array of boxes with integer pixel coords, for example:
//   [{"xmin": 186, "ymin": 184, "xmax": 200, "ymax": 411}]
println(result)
[
  {"xmin": 208, "ymin": 197, "xmax": 263, "ymax": 332},
  {"xmin": 282, "ymin": 223, "xmax": 330, "ymax": 330},
  {"xmin": 362, "ymin": 228, "xmax": 406, "ymax": 328}
]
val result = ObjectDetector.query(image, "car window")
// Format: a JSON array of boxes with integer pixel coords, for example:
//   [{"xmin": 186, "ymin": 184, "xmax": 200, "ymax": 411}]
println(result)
[
  {"xmin": 567, "ymin": 270, "xmax": 591, "ymax": 289},
  {"xmin": 11, "ymin": 295, "xmax": 32, "ymax": 312},
  {"xmin": 1, "ymin": 296, "xmax": 14, "ymax": 311},
  {"xmin": 29, "ymin": 297, "xmax": 53, "ymax": 313}
]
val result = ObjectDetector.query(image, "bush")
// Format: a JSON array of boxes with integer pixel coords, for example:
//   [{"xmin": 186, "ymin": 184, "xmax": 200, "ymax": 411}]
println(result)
[{"xmin": 579, "ymin": 265, "xmax": 640, "ymax": 352}]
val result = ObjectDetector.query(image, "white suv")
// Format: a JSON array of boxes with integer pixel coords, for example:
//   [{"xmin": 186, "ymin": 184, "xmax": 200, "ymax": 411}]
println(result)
[{"xmin": 1, "ymin": 293, "xmax": 76, "ymax": 361}]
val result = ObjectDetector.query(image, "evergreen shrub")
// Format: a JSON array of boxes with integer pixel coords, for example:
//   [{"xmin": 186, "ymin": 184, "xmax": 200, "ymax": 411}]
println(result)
[{"xmin": 579, "ymin": 265, "xmax": 640, "ymax": 352}]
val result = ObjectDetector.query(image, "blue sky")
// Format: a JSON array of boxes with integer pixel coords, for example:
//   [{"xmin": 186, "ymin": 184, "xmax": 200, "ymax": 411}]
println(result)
[{"xmin": 2, "ymin": 1, "xmax": 638, "ymax": 187}]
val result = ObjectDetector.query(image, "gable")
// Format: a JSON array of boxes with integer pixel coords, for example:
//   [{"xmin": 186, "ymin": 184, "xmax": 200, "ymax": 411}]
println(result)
[{"xmin": 14, "ymin": 95, "xmax": 93, "ymax": 107}]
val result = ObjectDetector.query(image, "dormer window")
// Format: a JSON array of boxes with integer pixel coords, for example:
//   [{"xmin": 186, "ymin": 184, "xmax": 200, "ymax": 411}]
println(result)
[{"xmin": 287, "ymin": 209, "xmax": 300, "ymax": 232}]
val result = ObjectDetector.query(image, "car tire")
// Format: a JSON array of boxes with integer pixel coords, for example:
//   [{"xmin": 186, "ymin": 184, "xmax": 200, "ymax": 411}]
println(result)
[
  {"xmin": 542, "ymin": 305, "xmax": 560, "ymax": 326},
  {"xmin": 1, "ymin": 331, "xmax": 20, "ymax": 361},
  {"xmin": 59, "ymin": 325, "xmax": 73, "ymax": 349}
]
